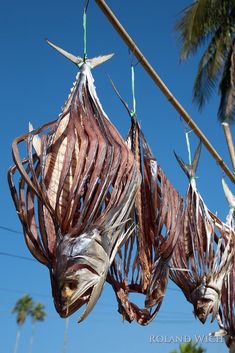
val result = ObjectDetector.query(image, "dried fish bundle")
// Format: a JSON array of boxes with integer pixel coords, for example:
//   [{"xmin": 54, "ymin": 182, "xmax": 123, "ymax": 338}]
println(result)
[
  {"xmin": 171, "ymin": 145, "xmax": 235, "ymax": 324},
  {"xmin": 108, "ymin": 115, "xmax": 183, "ymax": 325},
  {"xmin": 212, "ymin": 180, "xmax": 235, "ymax": 353},
  {"xmin": 219, "ymin": 256, "xmax": 235, "ymax": 353},
  {"xmin": 8, "ymin": 41, "xmax": 139, "ymax": 322},
  {"xmin": 222, "ymin": 178, "xmax": 235, "ymax": 229}
]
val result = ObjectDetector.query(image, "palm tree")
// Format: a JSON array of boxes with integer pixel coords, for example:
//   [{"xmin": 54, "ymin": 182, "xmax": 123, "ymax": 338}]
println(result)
[
  {"xmin": 12, "ymin": 294, "xmax": 34, "ymax": 353},
  {"xmin": 175, "ymin": 0, "xmax": 235, "ymax": 123},
  {"xmin": 170, "ymin": 341, "xmax": 206, "ymax": 353},
  {"xmin": 28, "ymin": 302, "xmax": 46, "ymax": 353}
]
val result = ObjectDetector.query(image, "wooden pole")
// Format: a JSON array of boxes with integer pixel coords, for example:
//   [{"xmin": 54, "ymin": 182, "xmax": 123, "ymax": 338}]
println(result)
[{"xmin": 95, "ymin": 0, "xmax": 235, "ymax": 183}]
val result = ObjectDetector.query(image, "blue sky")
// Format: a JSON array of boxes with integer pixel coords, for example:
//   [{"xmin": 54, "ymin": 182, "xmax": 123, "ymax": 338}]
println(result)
[{"xmin": 0, "ymin": 1, "xmax": 233, "ymax": 352}]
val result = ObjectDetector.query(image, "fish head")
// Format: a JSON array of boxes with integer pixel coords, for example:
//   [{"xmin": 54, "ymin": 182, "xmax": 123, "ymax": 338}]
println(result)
[
  {"xmin": 192, "ymin": 285, "xmax": 220, "ymax": 324},
  {"xmin": 50, "ymin": 228, "xmax": 109, "ymax": 322},
  {"xmin": 194, "ymin": 297, "xmax": 216, "ymax": 324}
]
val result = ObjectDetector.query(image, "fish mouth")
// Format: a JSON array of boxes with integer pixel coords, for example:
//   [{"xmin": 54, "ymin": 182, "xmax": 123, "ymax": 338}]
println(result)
[
  {"xmin": 194, "ymin": 299, "xmax": 214, "ymax": 324},
  {"xmin": 51, "ymin": 242, "xmax": 110, "ymax": 322},
  {"xmin": 56, "ymin": 287, "xmax": 93, "ymax": 318},
  {"xmin": 52, "ymin": 263, "xmax": 108, "ymax": 321},
  {"xmin": 196, "ymin": 311, "xmax": 209, "ymax": 324},
  {"xmin": 57, "ymin": 274, "xmax": 107, "ymax": 323}
]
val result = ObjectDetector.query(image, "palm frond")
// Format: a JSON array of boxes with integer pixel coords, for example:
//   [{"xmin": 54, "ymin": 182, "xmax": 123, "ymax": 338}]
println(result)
[
  {"xmin": 175, "ymin": 0, "xmax": 235, "ymax": 60},
  {"xmin": 193, "ymin": 29, "xmax": 230, "ymax": 109},
  {"xmin": 175, "ymin": 0, "xmax": 217, "ymax": 60}
]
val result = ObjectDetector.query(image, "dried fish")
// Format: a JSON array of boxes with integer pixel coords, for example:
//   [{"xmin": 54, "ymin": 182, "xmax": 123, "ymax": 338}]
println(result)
[
  {"xmin": 219, "ymin": 256, "xmax": 235, "ymax": 352},
  {"xmin": 8, "ymin": 41, "xmax": 139, "ymax": 322},
  {"xmin": 212, "ymin": 180, "xmax": 235, "ymax": 352},
  {"xmin": 107, "ymin": 87, "xmax": 183, "ymax": 325},
  {"xmin": 171, "ymin": 145, "xmax": 235, "ymax": 324}
]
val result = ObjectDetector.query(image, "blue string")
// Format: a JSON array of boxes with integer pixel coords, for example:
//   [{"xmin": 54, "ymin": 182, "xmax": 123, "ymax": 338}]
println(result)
[
  {"xmin": 83, "ymin": 0, "xmax": 89, "ymax": 62},
  {"xmin": 131, "ymin": 65, "xmax": 136, "ymax": 116}
]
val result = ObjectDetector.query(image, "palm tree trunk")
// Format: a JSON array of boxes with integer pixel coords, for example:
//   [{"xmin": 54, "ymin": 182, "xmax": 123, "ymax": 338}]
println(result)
[
  {"xmin": 13, "ymin": 328, "xmax": 21, "ymax": 353},
  {"xmin": 28, "ymin": 321, "xmax": 35, "ymax": 353},
  {"xmin": 222, "ymin": 122, "xmax": 235, "ymax": 170},
  {"xmin": 62, "ymin": 318, "xmax": 69, "ymax": 353}
]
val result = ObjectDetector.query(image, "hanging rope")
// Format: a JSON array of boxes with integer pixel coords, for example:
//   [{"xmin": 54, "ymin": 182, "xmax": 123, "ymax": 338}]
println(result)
[
  {"xmin": 83, "ymin": 0, "xmax": 90, "ymax": 62},
  {"xmin": 179, "ymin": 116, "xmax": 193, "ymax": 166},
  {"xmin": 128, "ymin": 49, "xmax": 140, "ymax": 118},
  {"xmin": 185, "ymin": 130, "xmax": 192, "ymax": 165},
  {"xmin": 185, "ymin": 131, "xmax": 197, "ymax": 182},
  {"xmin": 130, "ymin": 64, "xmax": 136, "ymax": 117}
]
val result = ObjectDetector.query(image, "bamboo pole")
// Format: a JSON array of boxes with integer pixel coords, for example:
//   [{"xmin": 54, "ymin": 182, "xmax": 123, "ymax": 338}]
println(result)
[
  {"xmin": 222, "ymin": 122, "xmax": 235, "ymax": 172},
  {"xmin": 95, "ymin": 0, "xmax": 235, "ymax": 184}
]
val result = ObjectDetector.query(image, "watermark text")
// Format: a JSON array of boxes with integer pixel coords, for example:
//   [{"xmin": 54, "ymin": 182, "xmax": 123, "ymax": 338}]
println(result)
[{"xmin": 149, "ymin": 335, "xmax": 224, "ymax": 344}]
